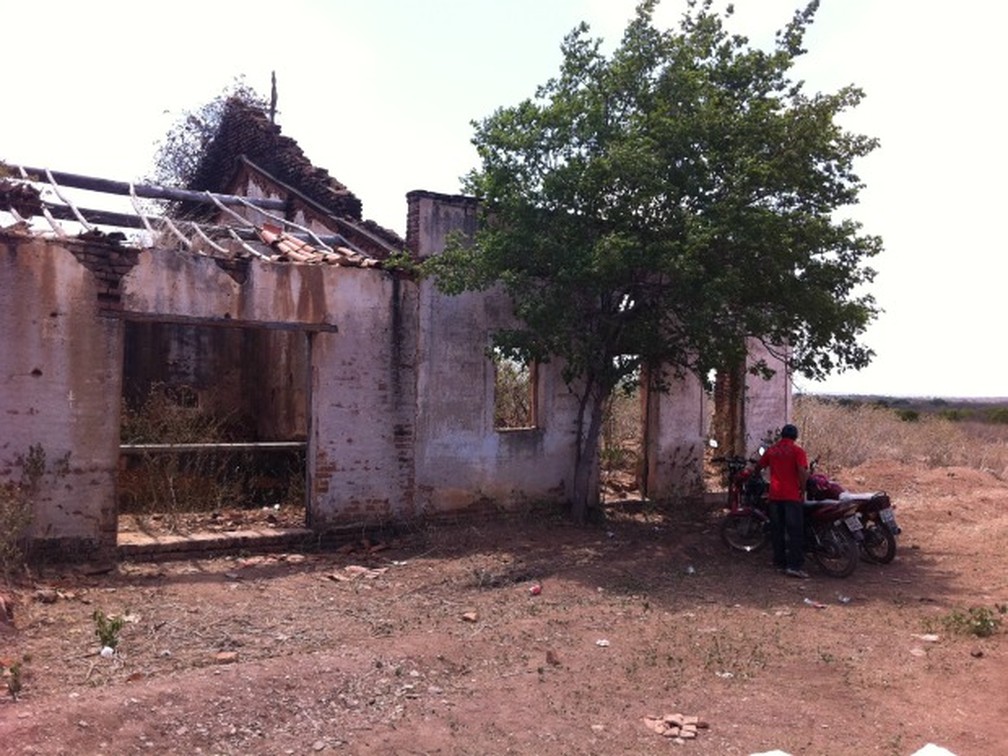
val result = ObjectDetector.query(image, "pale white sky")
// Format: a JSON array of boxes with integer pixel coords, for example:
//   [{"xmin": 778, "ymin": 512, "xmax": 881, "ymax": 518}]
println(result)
[{"xmin": 4, "ymin": 1, "xmax": 1006, "ymax": 398}]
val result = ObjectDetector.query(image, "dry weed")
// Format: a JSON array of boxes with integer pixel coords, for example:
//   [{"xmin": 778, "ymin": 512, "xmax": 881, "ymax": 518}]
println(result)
[
  {"xmin": 0, "ymin": 445, "xmax": 70, "ymax": 576},
  {"xmin": 795, "ymin": 396, "xmax": 1008, "ymax": 478},
  {"xmin": 119, "ymin": 383, "xmax": 304, "ymax": 524}
]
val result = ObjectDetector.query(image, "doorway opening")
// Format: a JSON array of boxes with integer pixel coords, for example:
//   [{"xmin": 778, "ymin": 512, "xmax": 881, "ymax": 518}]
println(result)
[
  {"xmin": 117, "ymin": 320, "xmax": 309, "ymax": 541},
  {"xmin": 600, "ymin": 372, "xmax": 645, "ymax": 502}
]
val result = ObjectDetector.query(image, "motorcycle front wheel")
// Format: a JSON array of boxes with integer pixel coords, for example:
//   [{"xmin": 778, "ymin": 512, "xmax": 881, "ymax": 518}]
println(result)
[
  {"xmin": 861, "ymin": 521, "xmax": 897, "ymax": 564},
  {"xmin": 720, "ymin": 513, "xmax": 768, "ymax": 553},
  {"xmin": 811, "ymin": 524, "xmax": 859, "ymax": 577}
]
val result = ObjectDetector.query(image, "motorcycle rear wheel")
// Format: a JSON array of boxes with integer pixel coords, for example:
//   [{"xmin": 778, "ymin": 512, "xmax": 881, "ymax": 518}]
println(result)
[
  {"xmin": 811, "ymin": 525, "xmax": 859, "ymax": 577},
  {"xmin": 861, "ymin": 522, "xmax": 897, "ymax": 564},
  {"xmin": 720, "ymin": 514, "xmax": 768, "ymax": 553}
]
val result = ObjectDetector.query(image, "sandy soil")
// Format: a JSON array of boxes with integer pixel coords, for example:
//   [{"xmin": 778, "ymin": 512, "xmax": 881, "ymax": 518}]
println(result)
[{"xmin": 1, "ymin": 460, "xmax": 1006, "ymax": 755}]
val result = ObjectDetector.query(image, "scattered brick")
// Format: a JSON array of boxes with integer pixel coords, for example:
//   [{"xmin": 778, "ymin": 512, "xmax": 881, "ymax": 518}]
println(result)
[{"xmin": 644, "ymin": 712, "xmax": 708, "ymax": 742}]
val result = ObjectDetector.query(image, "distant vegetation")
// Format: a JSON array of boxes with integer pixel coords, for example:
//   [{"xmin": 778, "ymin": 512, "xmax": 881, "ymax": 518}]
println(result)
[
  {"xmin": 804, "ymin": 394, "xmax": 1008, "ymax": 425},
  {"xmin": 794, "ymin": 395, "xmax": 1008, "ymax": 479}
]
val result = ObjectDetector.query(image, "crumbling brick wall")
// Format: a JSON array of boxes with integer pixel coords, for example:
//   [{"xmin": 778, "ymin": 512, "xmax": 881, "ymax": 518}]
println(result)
[
  {"xmin": 1, "ymin": 211, "xmax": 792, "ymax": 559},
  {"xmin": 0, "ymin": 235, "xmax": 123, "ymax": 559},
  {"xmin": 191, "ymin": 98, "xmax": 362, "ymax": 220}
]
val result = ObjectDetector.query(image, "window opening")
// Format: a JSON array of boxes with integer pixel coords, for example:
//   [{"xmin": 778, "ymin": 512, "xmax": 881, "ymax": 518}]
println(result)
[{"xmin": 492, "ymin": 348, "xmax": 538, "ymax": 430}]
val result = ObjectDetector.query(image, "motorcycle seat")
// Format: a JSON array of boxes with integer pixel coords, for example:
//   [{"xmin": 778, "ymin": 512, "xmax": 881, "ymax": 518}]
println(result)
[{"xmin": 838, "ymin": 491, "xmax": 885, "ymax": 502}]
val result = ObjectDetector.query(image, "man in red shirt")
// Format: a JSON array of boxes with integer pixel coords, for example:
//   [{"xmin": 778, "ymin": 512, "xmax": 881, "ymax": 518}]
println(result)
[{"xmin": 757, "ymin": 424, "xmax": 810, "ymax": 578}]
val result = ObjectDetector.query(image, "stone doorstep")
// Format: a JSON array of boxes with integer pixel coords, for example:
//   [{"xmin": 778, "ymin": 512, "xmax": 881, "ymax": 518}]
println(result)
[{"xmin": 117, "ymin": 527, "xmax": 317, "ymax": 560}]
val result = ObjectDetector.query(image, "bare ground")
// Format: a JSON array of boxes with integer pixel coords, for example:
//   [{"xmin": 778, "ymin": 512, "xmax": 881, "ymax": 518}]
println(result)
[{"xmin": 1, "ymin": 460, "xmax": 1006, "ymax": 755}]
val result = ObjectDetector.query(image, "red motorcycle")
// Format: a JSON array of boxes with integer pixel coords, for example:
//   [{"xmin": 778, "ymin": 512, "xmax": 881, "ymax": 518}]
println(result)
[
  {"xmin": 715, "ymin": 455, "xmax": 768, "ymax": 552},
  {"xmin": 807, "ymin": 464, "xmax": 900, "ymax": 564},
  {"xmin": 715, "ymin": 455, "xmax": 864, "ymax": 577}
]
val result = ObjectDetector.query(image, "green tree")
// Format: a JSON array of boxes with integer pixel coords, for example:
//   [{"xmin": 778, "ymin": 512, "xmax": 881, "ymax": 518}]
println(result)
[{"xmin": 425, "ymin": 0, "xmax": 881, "ymax": 522}]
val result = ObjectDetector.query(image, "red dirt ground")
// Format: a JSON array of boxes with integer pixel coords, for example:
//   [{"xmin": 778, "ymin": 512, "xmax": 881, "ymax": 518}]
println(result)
[{"xmin": 1, "ymin": 460, "xmax": 1006, "ymax": 755}]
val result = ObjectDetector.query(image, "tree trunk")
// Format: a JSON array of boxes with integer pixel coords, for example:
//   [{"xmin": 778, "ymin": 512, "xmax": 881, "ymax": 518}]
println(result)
[{"xmin": 571, "ymin": 388, "xmax": 608, "ymax": 523}]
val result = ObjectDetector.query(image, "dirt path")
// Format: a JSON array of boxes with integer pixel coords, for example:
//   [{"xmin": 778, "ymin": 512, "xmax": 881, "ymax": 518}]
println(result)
[{"xmin": 2, "ymin": 461, "xmax": 1005, "ymax": 755}]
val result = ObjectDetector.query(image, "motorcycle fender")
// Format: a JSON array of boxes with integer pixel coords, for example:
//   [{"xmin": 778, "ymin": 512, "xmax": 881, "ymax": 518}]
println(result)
[{"xmin": 727, "ymin": 506, "xmax": 769, "ymax": 523}]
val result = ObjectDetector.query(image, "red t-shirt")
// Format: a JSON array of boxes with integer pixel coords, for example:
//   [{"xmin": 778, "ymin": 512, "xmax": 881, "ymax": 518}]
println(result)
[{"xmin": 757, "ymin": 438, "xmax": 809, "ymax": 502}]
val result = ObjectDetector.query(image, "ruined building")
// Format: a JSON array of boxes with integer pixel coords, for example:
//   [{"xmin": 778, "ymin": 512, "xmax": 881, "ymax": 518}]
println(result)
[{"xmin": 0, "ymin": 100, "xmax": 791, "ymax": 560}]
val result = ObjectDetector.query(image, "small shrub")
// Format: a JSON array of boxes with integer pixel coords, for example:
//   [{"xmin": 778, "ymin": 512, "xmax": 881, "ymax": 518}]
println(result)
[
  {"xmin": 1, "ymin": 444, "xmax": 71, "ymax": 576},
  {"xmin": 986, "ymin": 407, "xmax": 1008, "ymax": 425},
  {"xmin": 1, "ymin": 656, "xmax": 27, "ymax": 700},
  {"xmin": 939, "ymin": 409, "xmax": 971, "ymax": 422},
  {"xmin": 896, "ymin": 409, "xmax": 920, "ymax": 423},
  {"xmin": 0, "ymin": 483, "xmax": 32, "ymax": 577},
  {"xmin": 941, "ymin": 606, "xmax": 1002, "ymax": 638},
  {"xmin": 93, "ymin": 609, "xmax": 126, "ymax": 649}
]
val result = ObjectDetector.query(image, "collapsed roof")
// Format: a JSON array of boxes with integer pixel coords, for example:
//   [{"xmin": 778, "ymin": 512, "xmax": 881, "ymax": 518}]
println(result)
[{"xmin": 0, "ymin": 98, "xmax": 405, "ymax": 266}]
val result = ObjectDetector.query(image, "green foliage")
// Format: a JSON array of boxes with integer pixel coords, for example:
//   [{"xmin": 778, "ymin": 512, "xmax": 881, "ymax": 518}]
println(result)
[
  {"xmin": 986, "ymin": 408, "xmax": 1008, "ymax": 424},
  {"xmin": 941, "ymin": 606, "xmax": 1003, "ymax": 638},
  {"xmin": 150, "ymin": 75, "xmax": 270, "ymax": 188},
  {"xmin": 424, "ymin": 0, "xmax": 880, "ymax": 518},
  {"xmin": 93, "ymin": 609, "xmax": 126, "ymax": 649},
  {"xmin": 896, "ymin": 409, "xmax": 920, "ymax": 422},
  {"xmin": 382, "ymin": 251, "xmax": 422, "ymax": 275},
  {"xmin": 427, "ymin": 0, "xmax": 879, "ymax": 386},
  {"xmin": 938, "ymin": 408, "xmax": 970, "ymax": 422}
]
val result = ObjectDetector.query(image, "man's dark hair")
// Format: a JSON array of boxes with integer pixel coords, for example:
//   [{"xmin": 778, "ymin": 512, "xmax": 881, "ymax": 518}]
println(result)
[{"xmin": 781, "ymin": 424, "xmax": 799, "ymax": 440}]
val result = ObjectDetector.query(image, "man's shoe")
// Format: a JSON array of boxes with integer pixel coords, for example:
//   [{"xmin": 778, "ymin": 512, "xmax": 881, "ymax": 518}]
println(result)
[{"xmin": 785, "ymin": 568, "xmax": 810, "ymax": 579}]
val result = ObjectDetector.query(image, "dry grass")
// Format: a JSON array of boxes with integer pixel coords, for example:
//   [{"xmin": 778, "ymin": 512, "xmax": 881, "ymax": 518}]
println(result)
[
  {"xmin": 560, "ymin": 388, "xmax": 1008, "ymax": 493},
  {"xmin": 118, "ymin": 384, "xmax": 304, "ymax": 525},
  {"xmin": 0, "ymin": 445, "xmax": 70, "ymax": 578},
  {"xmin": 0, "ymin": 482, "xmax": 32, "ymax": 578},
  {"xmin": 601, "ymin": 388, "xmax": 642, "ymax": 473},
  {"xmin": 794, "ymin": 395, "xmax": 1008, "ymax": 479}
]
